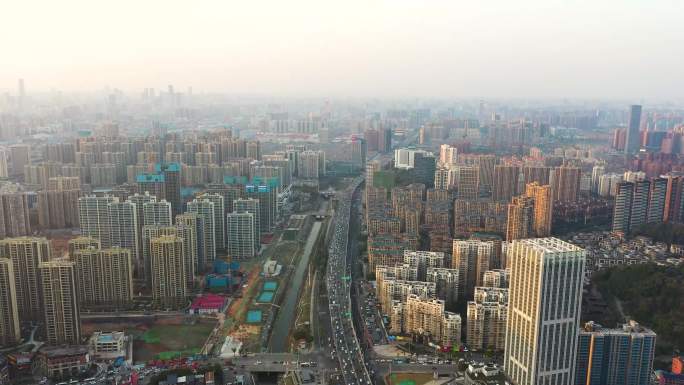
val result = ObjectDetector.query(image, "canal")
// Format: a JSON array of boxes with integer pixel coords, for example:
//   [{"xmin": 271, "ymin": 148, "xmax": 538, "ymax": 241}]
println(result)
[{"xmin": 269, "ymin": 221, "xmax": 322, "ymax": 352}]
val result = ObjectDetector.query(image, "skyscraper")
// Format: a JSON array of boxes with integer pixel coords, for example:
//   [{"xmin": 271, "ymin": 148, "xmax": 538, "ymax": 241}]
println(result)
[
  {"xmin": 0, "ymin": 192, "xmax": 31, "ymax": 237},
  {"xmin": 456, "ymin": 165, "xmax": 479, "ymax": 200},
  {"xmin": 493, "ymin": 164, "xmax": 521, "ymax": 202},
  {"xmin": 39, "ymin": 259, "xmax": 81, "ymax": 345},
  {"xmin": 157, "ymin": 163, "xmax": 182, "ymax": 217},
  {"xmin": 107, "ymin": 200, "xmax": 140, "ymax": 272},
  {"xmin": 452, "ymin": 240, "xmax": 495, "ymax": 299},
  {"xmin": 143, "ymin": 200, "xmax": 172, "ymax": 227},
  {"xmin": 378, "ymin": 127, "xmax": 392, "ymax": 153},
  {"xmin": 233, "ymin": 198, "xmax": 261, "ymax": 249},
  {"xmin": 525, "ymin": 182, "xmax": 553, "ymax": 237},
  {"xmin": 647, "ymin": 177, "xmax": 667, "ymax": 223},
  {"xmin": 150, "ymin": 236, "xmax": 187, "ymax": 309},
  {"xmin": 575, "ymin": 320, "xmax": 656, "ymax": 385},
  {"xmin": 506, "ymin": 196, "xmax": 534, "ymax": 241},
  {"xmin": 552, "ymin": 165, "xmax": 582, "ymax": 203},
  {"xmin": 136, "ymin": 174, "xmax": 166, "ymax": 202},
  {"xmin": 187, "ymin": 198, "xmax": 216, "ymax": 264},
  {"xmin": 351, "ymin": 137, "xmax": 367, "ymax": 168},
  {"xmin": 0, "ymin": 259, "xmax": 20, "ymax": 345},
  {"xmin": 78, "ymin": 195, "xmax": 116, "ymax": 248},
  {"xmin": 612, "ymin": 181, "xmax": 634, "ymax": 233},
  {"xmin": 0, "ymin": 237, "xmax": 51, "ymax": 322},
  {"xmin": 504, "ymin": 238, "xmax": 585, "ymax": 385},
  {"xmin": 198, "ymin": 193, "xmax": 226, "ymax": 251},
  {"xmin": 226, "ymin": 212, "xmax": 256, "ymax": 259},
  {"xmin": 72, "ymin": 247, "xmax": 133, "ymax": 309},
  {"xmin": 176, "ymin": 213, "xmax": 204, "ymax": 277},
  {"xmin": 467, "ymin": 286, "xmax": 508, "ymax": 351},
  {"xmin": 625, "ymin": 105, "xmax": 643, "ymax": 154}
]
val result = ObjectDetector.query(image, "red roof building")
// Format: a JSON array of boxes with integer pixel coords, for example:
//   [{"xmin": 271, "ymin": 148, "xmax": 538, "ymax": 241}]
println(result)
[{"xmin": 189, "ymin": 294, "xmax": 227, "ymax": 314}]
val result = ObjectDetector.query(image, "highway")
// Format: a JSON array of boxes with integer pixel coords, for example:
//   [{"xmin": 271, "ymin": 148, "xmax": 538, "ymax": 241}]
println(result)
[{"xmin": 326, "ymin": 176, "xmax": 373, "ymax": 385}]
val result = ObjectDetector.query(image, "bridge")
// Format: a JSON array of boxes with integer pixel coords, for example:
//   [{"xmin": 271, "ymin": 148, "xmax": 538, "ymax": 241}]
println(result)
[{"xmin": 229, "ymin": 353, "xmax": 330, "ymax": 373}]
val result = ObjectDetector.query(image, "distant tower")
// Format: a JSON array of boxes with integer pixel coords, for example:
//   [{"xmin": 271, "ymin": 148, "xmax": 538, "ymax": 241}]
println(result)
[{"xmin": 624, "ymin": 104, "xmax": 642, "ymax": 154}]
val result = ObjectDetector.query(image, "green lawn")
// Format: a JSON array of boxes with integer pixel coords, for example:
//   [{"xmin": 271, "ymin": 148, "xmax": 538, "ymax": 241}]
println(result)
[{"xmin": 386, "ymin": 373, "xmax": 434, "ymax": 385}]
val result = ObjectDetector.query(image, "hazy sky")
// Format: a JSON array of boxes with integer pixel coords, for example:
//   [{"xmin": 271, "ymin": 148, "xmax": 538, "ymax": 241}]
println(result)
[{"xmin": 1, "ymin": 0, "xmax": 682, "ymax": 99}]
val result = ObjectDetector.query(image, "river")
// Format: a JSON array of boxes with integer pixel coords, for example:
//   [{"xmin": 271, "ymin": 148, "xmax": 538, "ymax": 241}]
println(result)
[{"xmin": 269, "ymin": 221, "xmax": 322, "ymax": 352}]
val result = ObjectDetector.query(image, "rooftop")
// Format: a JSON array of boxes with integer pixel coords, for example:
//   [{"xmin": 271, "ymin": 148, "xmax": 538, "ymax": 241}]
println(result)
[{"xmin": 39, "ymin": 345, "xmax": 89, "ymax": 357}]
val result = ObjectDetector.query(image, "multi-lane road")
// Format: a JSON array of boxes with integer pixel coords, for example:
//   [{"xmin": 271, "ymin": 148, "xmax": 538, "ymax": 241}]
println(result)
[{"xmin": 326, "ymin": 177, "xmax": 373, "ymax": 385}]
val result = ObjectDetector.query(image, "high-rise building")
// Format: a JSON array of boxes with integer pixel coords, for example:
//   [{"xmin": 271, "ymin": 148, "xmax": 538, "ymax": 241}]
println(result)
[
  {"xmin": 456, "ymin": 165, "xmax": 479, "ymax": 200},
  {"xmin": 439, "ymin": 144, "xmax": 458, "ymax": 165},
  {"xmin": 39, "ymin": 260, "xmax": 81, "ymax": 345},
  {"xmin": 0, "ymin": 192, "xmax": 31, "ymax": 237},
  {"xmin": 452, "ymin": 240, "xmax": 495, "ymax": 299},
  {"xmin": 157, "ymin": 163, "xmax": 182, "ymax": 217},
  {"xmin": 174, "ymin": 222, "xmax": 197, "ymax": 287},
  {"xmin": 9, "ymin": 144, "xmax": 29, "ymax": 177},
  {"xmin": 0, "ymin": 259, "xmax": 20, "ymax": 345},
  {"xmin": 425, "ymin": 267, "xmax": 459, "ymax": 309},
  {"xmin": 351, "ymin": 137, "xmax": 367, "ymax": 168},
  {"xmin": 126, "ymin": 192, "xmax": 156, "ymax": 268},
  {"xmin": 413, "ymin": 152, "xmax": 437, "ymax": 188},
  {"xmin": 142, "ymin": 225, "xmax": 179, "ymax": 286},
  {"xmin": 504, "ymin": 238, "xmax": 585, "ymax": 385},
  {"xmin": 525, "ymin": 182, "xmax": 553, "ymax": 237},
  {"xmin": 367, "ymin": 233, "xmax": 418, "ymax": 274},
  {"xmin": 403, "ymin": 250, "xmax": 445, "ymax": 281},
  {"xmin": 625, "ymin": 105, "xmax": 643, "ymax": 154},
  {"xmin": 197, "ymin": 193, "xmax": 225, "ymax": 251},
  {"xmin": 0, "ymin": 149, "xmax": 9, "ymax": 178},
  {"xmin": 575, "ymin": 320, "xmax": 656, "ymax": 385},
  {"xmin": 37, "ymin": 189, "xmax": 80, "ymax": 230},
  {"xmin": 68, "ymin": 237, "xmax": 101, "ymax": 256},
  {"xmin": 664, "ymin": 175, "xmax": 684, "ymax": 223},
  {"xmin": 187, "ymin": 198, "xmax": 216, "ymax": 264},
  {"xmin": 493, "ymin": 164, "xmax": 521, "ymax": 202},
  {"xmin": 378, "ymin": 127, "xmax": 392, "ymax": 153},
  {"xmin": 150, "ymin": 236, "xmax": 187, "ymax": 309},
  {"xmin": 402, "ymin": 294, "xmax": 461, "ymax": 347},
  {"xmin": 136, "ymin": 174, "xmax": 166, "ymax": 202},
  {"xmin": 482, "ymin": 269, "xmax": 509, "ymax": 288},
  {"xmin": 467, "ymin": 286, "xmax": 508, "ymax": 351},
  {"xmin": 226, "ymin": 212, "xmax": 256, "ymax": 259},
  {"xmin": 612, "ymin": 180, "xmax": 653, "ymax": 233},
  {"xmin": 176, "ymin": 213, "xmax": 204, "ymax": 276},
  {"xmin": 245, "ymin": 183, "xmax": 277, "ymax": 233},
  {"xmin": 72, "ymin": 248, "xmax": 133, "ymax": 309},
  {"xmin": 0, "ymin": 237, "xmax": 51, "ymax": 322},
  {"xmin": 233, "ymin": 198, "xmax": 261, "ymax": 249},
  {"xmin": 522, "ymin": 165, "xmax": 552, "ymax": 187},
  {"xmin": 299, "ymin": 150, "xmax": 325, "ymax": 179},
  {"xmin": 647, "ymin": 177, "xmax": 667, "ymax": 224},
  {"xmin": 365, "ymin": 160, "xmax": 382, "ymax": 189},
  {"xmin": 143, "ymin": 200, "xmax": 172, "ymax": 227},
  {"xmin": 552, "ymin": 165, "xmax": 582, "ymax": 203},
  {"xmin": 107, "ymin": 201, "xmax": 140, "ymax": 271},
  {"xmin": 506, "ymin": 196, "xmax": 534, "ymax": 241},
  {"xmin": 591, "ymin": 165, "xmax": 606, "ymax": 194},
  {"xmin": 78, "ymin": 195, "xmax": 116, "ymax": 248}
]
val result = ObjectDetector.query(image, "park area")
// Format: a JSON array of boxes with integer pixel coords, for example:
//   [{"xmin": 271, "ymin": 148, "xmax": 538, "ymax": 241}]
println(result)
[
  {"xmin": 385, "ymin": 373, "xmax": 435, "ymax": 385},
  {"xmin": 82, "ymin": 318, "xmax": 215, "ymax": 363}
]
